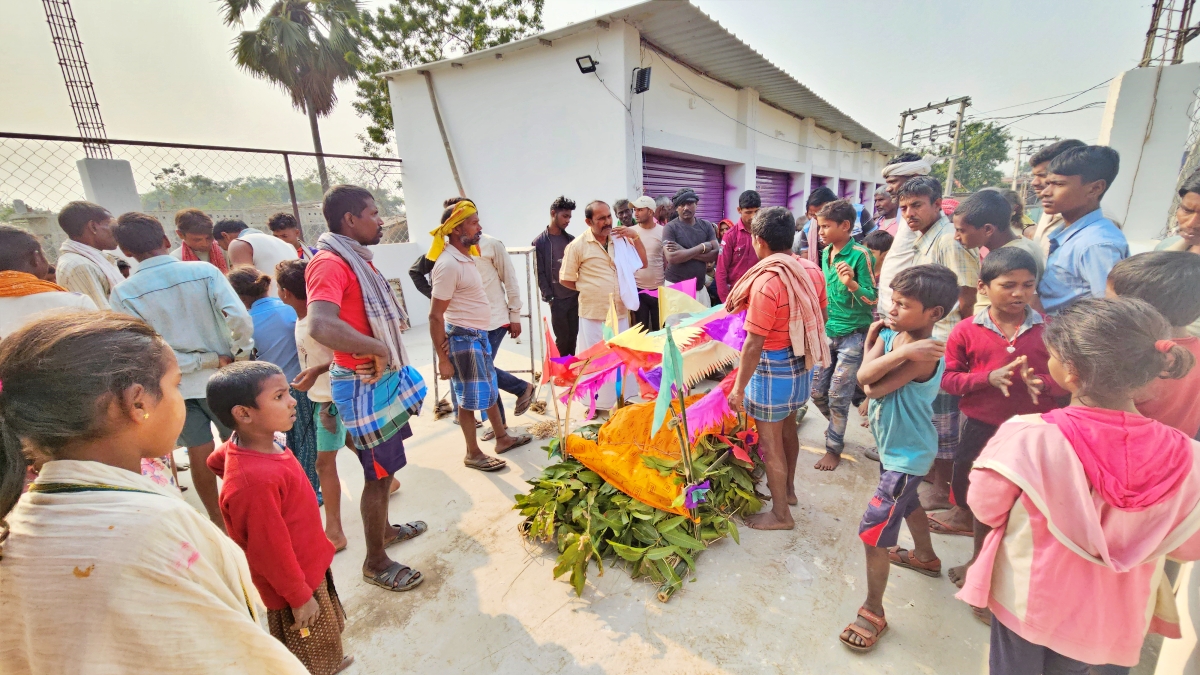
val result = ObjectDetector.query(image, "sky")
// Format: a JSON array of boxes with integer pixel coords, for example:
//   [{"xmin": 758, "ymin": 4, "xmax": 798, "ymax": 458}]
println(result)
[{"xmin": 0, "ymin": 0, "xmax": 1186, "ymax": 170}]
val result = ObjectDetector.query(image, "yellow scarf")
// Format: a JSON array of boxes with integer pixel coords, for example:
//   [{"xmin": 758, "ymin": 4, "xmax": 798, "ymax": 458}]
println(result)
[
  {"xmin": 0, "ymin": 270, "xmax": 69, "ymax": 297},
  {"xmin": 428, "ymin": 200, "xmax": 481, "ymax": 261}
]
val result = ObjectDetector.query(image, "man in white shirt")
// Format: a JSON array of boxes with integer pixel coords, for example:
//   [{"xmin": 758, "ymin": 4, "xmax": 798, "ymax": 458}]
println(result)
[
  {"xmin": 475, "ymin": 232, "xmax": 536, "ymax": 426},
  {"xmin": 213, "ymin": 219, "xmax": 297, "ymax": 296},
  {"xmin": 629, "ymin": 195, "xmax": 664, "ymax": 330},
  {"xmin": 0, "ymin": 224, "xmax": 96, "ymax": 339},
  {"xmin": 874, "ymin": 153, "xmax": 935, "ymax": 316},
  {"xmin": 54, "ymin": 201, "xmax": 125, "ymax": 309}
]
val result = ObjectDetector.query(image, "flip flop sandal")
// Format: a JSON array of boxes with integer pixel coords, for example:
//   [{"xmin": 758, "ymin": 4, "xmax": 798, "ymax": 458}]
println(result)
[
  {"xmin": 888, "ymin": 546, "xmax": 942, "ymax": 577},
  {"xmin": 363, "ymin": 561, "xmax": 423, "ymax": 592},
  {"xmin": 514, "ymin": 385, "xmax": 536, "ymax": 417},
  {"xmin": 863, "ymin": 447, "xmax": 879, "ymax": 462},
  {"xmin": 840, "ymin": 605, "xmax": 888, "ymax": 653},
  {"xmin": 928, "ymin": 513, "xmax": 974, "ymax": 537},
  {"xmin": 496, "ymin": 433, "xmax": 533, "ymax": 454},
  {"xmin": 384, "ymin": 521, "xmax": 427, "ymax": 548},
  {"xmin": 465, "ymin": 456, "xmax": 506, "ymax": 472},
  {"xmin": 480, "ymin": 427, "xmax": 496, "ymax": 441}
]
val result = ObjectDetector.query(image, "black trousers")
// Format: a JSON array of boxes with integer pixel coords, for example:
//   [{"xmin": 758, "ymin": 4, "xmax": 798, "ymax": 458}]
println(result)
[
  {"xmin": 951, "ymin": 417, "xmax": 1000, "ymax": 509},
  {"xmin": 632, "ymin": 294, "xmax": 660, "ymax": 332},
  {"xmin": 549, "ymin": 295, "xmax": 579, "ymax": 356}
]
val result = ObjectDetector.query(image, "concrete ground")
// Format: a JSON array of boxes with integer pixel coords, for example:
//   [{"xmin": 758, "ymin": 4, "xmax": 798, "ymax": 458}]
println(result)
[{"xmin": 172, "ymin": 328, "xmax": 1152, "ymax": 674}]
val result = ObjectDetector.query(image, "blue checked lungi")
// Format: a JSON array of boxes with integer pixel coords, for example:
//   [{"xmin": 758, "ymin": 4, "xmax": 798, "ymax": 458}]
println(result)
[
  {"xmin": 932, "ymin": 389, "xmax": 962, "ymax": 461},
  {"xmin": 744, "ymin": 347, "xmax": 812, "ymax": 422},
  {"xmin": 329, "ymin": 364, "xmax": 423, "ymax": 481},
  {"xmin": 447, "ymin": 324, "xmax": 498, "ymax": 412}
]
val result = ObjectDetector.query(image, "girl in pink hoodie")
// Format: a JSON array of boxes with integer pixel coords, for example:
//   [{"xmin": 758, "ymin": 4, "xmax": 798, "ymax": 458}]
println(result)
[{"xmin": 958, "ymin": 297, "xmax": 1200, "ymax": 673}]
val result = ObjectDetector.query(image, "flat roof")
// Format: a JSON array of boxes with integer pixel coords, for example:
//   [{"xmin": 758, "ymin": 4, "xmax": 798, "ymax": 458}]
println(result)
[{"xmin": 382, "ymin": 0, "xmax": 897, "ymax": 153}]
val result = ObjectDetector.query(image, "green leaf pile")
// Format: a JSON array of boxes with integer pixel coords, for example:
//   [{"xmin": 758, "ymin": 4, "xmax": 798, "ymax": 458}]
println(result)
[{"xmin": 514, "ymin": 431, "xmax": 763, "ymax": 597}]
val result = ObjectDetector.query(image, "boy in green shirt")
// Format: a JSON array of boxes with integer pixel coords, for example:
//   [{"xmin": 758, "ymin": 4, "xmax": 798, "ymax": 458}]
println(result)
[{"xmin": 813, "ymin": 200, "xmax": 878, "ymax": 471}]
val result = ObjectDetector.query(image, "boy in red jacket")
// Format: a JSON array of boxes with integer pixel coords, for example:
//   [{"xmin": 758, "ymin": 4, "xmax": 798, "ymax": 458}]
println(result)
[
  {"xmin": 933, "ymin": 247, "xmax": 1065, "ymax": 597},
  {"xmin": 206, "ymin": 362, "xmax": 352, "ymax": 675}
]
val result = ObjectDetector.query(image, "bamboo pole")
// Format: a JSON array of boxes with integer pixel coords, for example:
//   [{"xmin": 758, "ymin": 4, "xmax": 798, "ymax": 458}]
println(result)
[{"xmin": 560, "ymin": 356, "xmax": 594, "ymax": 446}]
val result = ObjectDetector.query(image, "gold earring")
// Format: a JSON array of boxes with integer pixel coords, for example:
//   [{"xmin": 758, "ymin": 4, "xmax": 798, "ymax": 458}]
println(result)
[{"xmin": 143, "ymin": 412, "xmax": 149, "ymax": 420}]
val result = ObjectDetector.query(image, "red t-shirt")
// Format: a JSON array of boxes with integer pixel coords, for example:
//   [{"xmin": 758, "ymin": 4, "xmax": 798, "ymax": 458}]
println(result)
[
  {"xmin": 305, "ymin": 250, "xmax": 372, "ymax": 368},
  {"xmin": 743, "ymin": 261, "xmax": 826, "ymax": 352},
  {"xmin": 207, "ymin": 441, "xmax": 335, "ymax": 611},
  {"xmin": 1136, "ymin": 336, "xmax": 1200, "ymax": 438}
]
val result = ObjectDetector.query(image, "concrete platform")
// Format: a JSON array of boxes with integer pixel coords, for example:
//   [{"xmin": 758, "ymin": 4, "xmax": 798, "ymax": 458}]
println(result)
[{"xmin": 174, "ymin": 328, "xmax": 994, "ymax": 674}]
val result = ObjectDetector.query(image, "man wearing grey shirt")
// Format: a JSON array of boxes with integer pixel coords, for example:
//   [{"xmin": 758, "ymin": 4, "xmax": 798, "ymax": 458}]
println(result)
[{"xmin": 662, "ymin": 188, "xmax": 719, "ymax": 307}]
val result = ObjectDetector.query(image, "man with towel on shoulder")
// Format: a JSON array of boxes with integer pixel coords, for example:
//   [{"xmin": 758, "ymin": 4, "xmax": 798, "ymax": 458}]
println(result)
[
  {"xmin": 428, "ymin": 198, "xmax": 533, "ymax": 472},
  {"xmin": 306, "ymin": 184, "xmax": 427, "ymax": 594}
]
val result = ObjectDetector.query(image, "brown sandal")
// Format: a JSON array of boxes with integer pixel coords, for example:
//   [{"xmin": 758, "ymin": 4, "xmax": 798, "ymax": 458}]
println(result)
[
  {"xmin": 888, "ymin": 546, "xmax": 942, "ymax": 577},
  {"xmin": 840, "ymin": 606, "xmax": 888, "ymax": 652}
]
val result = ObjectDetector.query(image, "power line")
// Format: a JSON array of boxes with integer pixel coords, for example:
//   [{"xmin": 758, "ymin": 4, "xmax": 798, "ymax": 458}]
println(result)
[
  {"xmin": 995, "ymin": 78, "xmax": 1114, "ymax": 131},
  {"xmin": 974, "ymin": 101, "xmax": 1107, "ymax": 123}
]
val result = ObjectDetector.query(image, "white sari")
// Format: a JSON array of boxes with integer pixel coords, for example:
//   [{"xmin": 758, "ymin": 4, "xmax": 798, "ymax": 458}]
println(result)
[{"xmin": 0, "ymin": 460, "xmax": 307, "ymax": 674}]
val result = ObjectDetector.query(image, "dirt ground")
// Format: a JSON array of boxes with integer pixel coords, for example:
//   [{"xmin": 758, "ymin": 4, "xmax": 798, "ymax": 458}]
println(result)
[{"xmin": 176, "ymin": 331, "xmax": 1001, "ymax": 674}]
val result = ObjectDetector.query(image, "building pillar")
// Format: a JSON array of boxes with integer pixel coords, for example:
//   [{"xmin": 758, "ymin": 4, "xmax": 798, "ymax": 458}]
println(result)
[
  {"xmin": 77, "ymin": 158, "xmax": 142, "ymax": 216},
  {"xmin": 727, "ymin": 87, "xmax": 760, "ymax": 220}
]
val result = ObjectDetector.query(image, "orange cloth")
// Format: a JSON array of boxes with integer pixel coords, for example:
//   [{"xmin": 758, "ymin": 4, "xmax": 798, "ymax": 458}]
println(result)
[
  {"xmin": 0, "ymin": 271, "xmax": 68, "ymax": 297},
  {"xmin": 564, "ymin": 396, "xmax": 747, "ymax": 516}
]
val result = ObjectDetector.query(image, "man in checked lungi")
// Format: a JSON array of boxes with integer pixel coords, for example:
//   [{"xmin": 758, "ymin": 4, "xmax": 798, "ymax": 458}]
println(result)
[
  {"xmin": 306, "ymin": 185, "xmax": 427, "ymax": 593},
  {"xmin": 725, "ymin": 207, "xmax": 830, "ymax": 530},
  {"xmin": 429, "ymin": 199, "xmax": 534, "ymax": 472}
]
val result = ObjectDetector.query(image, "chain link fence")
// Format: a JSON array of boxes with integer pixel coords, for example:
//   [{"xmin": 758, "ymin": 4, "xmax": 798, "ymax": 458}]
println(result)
[{"xmin": 0, "ymin": 132, "xmax": 406, "ymax": 262}]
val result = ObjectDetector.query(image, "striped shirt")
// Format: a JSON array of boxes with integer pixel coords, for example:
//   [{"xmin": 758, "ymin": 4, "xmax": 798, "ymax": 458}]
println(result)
[{"xmin": 912, "ymin": 214, "xmax": 980, "ymax": 340}]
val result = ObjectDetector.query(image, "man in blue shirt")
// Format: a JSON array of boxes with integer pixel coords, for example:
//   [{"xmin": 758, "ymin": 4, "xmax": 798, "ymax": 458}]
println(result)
[
  {"xmin": 1037, "ymin": 145, "xmax": 1128, "ymax": 315},
  {"xmin": 110, "ymin": 212, "xmax": 253, "ymax": 529}
]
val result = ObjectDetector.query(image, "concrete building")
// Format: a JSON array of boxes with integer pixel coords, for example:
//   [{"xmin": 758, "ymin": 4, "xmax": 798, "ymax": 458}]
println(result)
[
  {"xmin": 1098, "ymin": 62, "xmax": 1200, "ymax": 243},
  {"xmin": 382, "ymin": 0, "xmax": 894, "ymax": 262}
]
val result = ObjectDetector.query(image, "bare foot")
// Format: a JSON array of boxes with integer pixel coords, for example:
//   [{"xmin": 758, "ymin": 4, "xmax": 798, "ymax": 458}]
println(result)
[
  {"xmin": 814, "ymin": 452, "xmax": 841, "ymax": 471},
  {"xmin": 787, "ymin": 488, "xmax": 798, "ymax": 506},
  {"xmin": 745, "ymin": 511, "xmax": 795, "ymax": 530},
  {"xmin": 948, "ymin": 563, "xmax": 971, "ymax": 589},
  {"xmin": 327, "ymin": 531, "xmax": 348, "ymax": 552},
  {"xmin": 389, "ymin": 478, "xmax": 401, "ymax": 494}
]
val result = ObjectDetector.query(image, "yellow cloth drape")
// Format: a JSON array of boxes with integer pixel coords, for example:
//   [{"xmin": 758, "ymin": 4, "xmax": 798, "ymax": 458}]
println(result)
[
  {"xmin": 0, "ymin": 271, "xmax": 68, "ymax": 297},
  {"xmin": 427, "ymin": 200, "xmax": 481, "ymax": 261}
]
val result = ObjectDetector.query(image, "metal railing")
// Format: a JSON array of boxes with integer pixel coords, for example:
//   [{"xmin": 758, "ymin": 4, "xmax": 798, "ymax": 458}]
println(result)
[{"xmin": 0, "ymin": 131, "xmax": 407, "ymax": 261}]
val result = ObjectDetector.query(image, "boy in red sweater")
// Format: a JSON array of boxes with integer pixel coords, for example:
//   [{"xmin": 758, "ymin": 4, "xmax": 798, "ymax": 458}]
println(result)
[
  {"xmin": 206, "ymin": 362, "xmax": 352, "ymax": 675},
  {"xmin": 933, "ymin": 247, "xmax": 1066, "ymax": 594}
]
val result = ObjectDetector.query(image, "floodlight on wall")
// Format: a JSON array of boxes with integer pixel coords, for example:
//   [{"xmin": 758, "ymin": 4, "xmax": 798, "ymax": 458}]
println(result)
[
  {"xmin": 576, "ymin": 55, "xmax": 598, "ymax": 73},
  {"xmin": 633, "ymin": 66, "xmax": 652, "ymax": 94}
]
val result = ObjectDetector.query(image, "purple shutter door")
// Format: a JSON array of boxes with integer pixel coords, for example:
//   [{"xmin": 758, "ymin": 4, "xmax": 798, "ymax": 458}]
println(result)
[
  {"xmin": 755, "ymin": 169, "xmax": 790, "ymax": 208},
  {"xmin": 642, "ymin": 154, "xmax": 726, "ymax": 222}
]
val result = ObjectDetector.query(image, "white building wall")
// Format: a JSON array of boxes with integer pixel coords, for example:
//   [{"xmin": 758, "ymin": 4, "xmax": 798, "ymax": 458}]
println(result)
[
  {"xmin": 1098, "ymin": 63, "xmax": 1200, "ymax": 242},
  {"xmin": 387, "ymin": 26, "xmax": 634, "ymax": 254},
  {"xmin": 387, "ymin": 18, "xmax": 890, "ymax": 252}
]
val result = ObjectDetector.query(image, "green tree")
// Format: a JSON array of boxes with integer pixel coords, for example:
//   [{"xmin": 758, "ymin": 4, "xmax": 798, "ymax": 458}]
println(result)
[
  {"xmin": 352, "ymin": 0, "xmax": 544, "ymax": 155},
  {"xmin": 221, "ymin": 0, "xmax": 361, "ymax": 190},
  {"xmin": 929, "ymin": 122, "xmax": 1012, "ymax": 193}
]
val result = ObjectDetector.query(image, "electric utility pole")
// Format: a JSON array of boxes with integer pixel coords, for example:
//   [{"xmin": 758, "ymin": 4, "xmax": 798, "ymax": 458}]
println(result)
[
  {"xmin": 896, "ymin": 96, "xmax": 971, "ymax": 192},
  {"xmin": 1011, "ymin": 136, "xmax": 1060, "ymax": 190}
]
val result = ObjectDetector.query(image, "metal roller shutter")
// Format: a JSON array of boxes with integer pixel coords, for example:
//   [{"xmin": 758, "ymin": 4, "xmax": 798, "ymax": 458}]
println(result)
[
  {"xmin": 642, "ymin": 154, "xmax": 726, "ymax": 222},
  {"xmin": 755, "ymin": 169, "xmax": 790, "ymax": 208}
]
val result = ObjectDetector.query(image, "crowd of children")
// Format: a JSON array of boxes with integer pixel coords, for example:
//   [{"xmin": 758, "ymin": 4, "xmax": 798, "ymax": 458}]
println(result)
[
  {"xmin": 722, "ymin": 139, "xmax": 1200, "ymax": 672},
  {"xmin": 3, "ymin": 132, "xmax": 1200, "ymax": 673}
]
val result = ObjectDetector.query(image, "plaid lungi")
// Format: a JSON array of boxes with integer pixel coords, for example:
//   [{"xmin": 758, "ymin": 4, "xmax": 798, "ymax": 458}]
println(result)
[
  {"xmin": 329, "ymin": 365, "xmax": 415, "ymax": 481},
  {"xmin": 744, "ymin": 347, "xmax": 811, "ymax": 422},
  {"xmin": 447, "ymin": 324, "xmax": 498, "ymax": 412},
  {"xmin": 932, "ymin": 389, "xmax": 962, "ymax": 461}
]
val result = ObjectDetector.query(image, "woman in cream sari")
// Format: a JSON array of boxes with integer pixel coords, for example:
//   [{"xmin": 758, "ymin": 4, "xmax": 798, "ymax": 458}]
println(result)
[{"xmin": 0, "ymin": 312, "xmax": 306, "ymax": 674}]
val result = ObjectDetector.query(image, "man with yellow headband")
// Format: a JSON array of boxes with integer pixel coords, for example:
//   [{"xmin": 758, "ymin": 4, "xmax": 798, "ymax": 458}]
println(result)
[{"xmin": 429, "ymin": 199, "xmax": 533, "ymax": 471}]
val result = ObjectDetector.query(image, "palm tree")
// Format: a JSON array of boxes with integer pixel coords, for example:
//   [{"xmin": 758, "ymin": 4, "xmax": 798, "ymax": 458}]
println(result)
[{"xmin": 221, "ymin": 0, "xmax": 360, "ymax": 191}]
